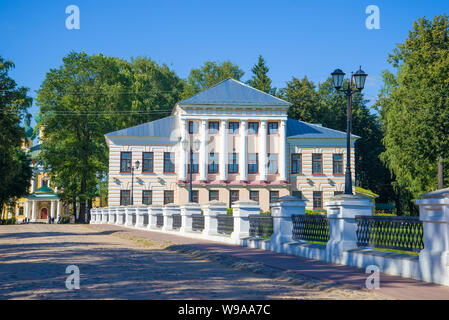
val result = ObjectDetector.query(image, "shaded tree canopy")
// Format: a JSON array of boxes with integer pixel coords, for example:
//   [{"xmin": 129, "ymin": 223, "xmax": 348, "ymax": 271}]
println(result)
[{"xmin": 247, "ymin": 55, "xmax": 275, "ymax": 94}]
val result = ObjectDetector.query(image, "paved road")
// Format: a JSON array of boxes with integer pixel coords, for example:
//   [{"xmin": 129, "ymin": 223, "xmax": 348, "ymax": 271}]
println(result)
[{"xmin": 0, "ymin": 224, "xmax": 390, "ymax": 300}]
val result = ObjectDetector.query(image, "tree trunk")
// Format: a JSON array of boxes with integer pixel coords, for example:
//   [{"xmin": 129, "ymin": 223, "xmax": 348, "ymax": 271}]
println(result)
[{"xmin": 438, "ymin": 154, "xmax": 444, "ymax": 190}]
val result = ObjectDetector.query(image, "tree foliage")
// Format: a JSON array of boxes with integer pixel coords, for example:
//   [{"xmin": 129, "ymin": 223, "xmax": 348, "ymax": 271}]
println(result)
[
  {"xmin": 247, "ymin": 55, "xmax": 275, "ymax": 94},
  {"xmin": 378, "ymin": 15, "xmax": 449, "ymax": 199},
  {"xmin": 0, "ymin": 56, "xmax": 33, "ymax": 211},
  {"xmin": 182, "ymin": 60, "xmax": 244, "ymax": 98}
]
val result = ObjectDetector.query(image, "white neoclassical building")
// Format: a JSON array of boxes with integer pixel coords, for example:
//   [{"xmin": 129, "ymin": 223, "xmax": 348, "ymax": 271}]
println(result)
[{"xmin": 105, "ymin": 78, "xmax": 357, "ymax": 211}]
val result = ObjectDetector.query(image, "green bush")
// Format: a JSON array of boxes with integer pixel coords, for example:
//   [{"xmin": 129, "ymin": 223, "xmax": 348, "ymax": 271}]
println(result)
[
  {"xmin": 3, "ymin": 218, "xmax": 16, "ymax": 225},
  {"xmin": 260, "ymin": 210, "xmax": 272, "ymax": 215},
  {"xmin": 306, "ymin": 209, "xmax": 327, "ymax": 215},
  {"xmin": 60, "ymin": 216, "xmax": 71, "ymax": 224},
  {"xmin": 227, "ymin": 208, "xmax": 233, "ymax": 215}
]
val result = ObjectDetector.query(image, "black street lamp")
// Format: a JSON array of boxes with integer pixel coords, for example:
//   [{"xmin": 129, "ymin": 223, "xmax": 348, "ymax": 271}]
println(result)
[
  {"xmin": 131, "ymin": 160, "xmax": 140, "ymax": 205},
  {"xmin": 182, "ymin": 137, "xmax": 201, "ymax": 202},
  {"xmin": 331, "ymin": 66, "xmax": 368, "ymax": 195}
]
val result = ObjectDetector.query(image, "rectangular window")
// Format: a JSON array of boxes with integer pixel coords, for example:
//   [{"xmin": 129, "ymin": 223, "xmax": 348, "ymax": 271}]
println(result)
[
  {"xmin": 333, "ymin": 154, "xmax": 344, "ymax": 175},
  {"xmin": 191, "ymin": 190, "xmax": 199, "ymax": 203},
  {"xmin": 120, "ymin": 152, "xmax": 132, "ymax": 173},
  {"xmin": 188, "ymin": 152, "xmax": 199, "ymax": 173},
  {"xmin": 230, "ymin": 190, "xmax": 239, "ymax": 205},
  {"xmin": 268, "ymin": 153, "xmax": 278, "ymax": 174},
  {"xmin": 142, "ymin": 152, "xmax": 153, "ymax": 173},
  {"xmin": 164, "ymin": 152, "xmax": 175, "ymax": 173},
  {"xmin": 292, "ymin": 191, "xmax": 303, "ymax": 199},
  {"xmin": 248, "ymin": 153, "xmax": 258, "ymax": 174},
  {"xmin": 208, "ymin": 153, "xmax": 219, "ymax": 173},
  {"xmin": 228, "ymin": 122, "xmax": 239, "ymax": 134},
  {"xmin": 19, "ymin": 207, "xmax": 24, "ymax": 216},
  {"xmin": 291, "ymin": 153, "xmax": 302, "ymax": 174},
  {"xmin": 268, "ymin": 122, "xmax": 278, "ymax": 134},
  {"xmin": 120, "ymin": 190, "xmax": 131, "ymax": 206},
  {"xmin": 208, "ymin": 121, "xmax": 219, "ymax": 134},
  {"xmin": 228, "ymin": 153, "xmax": 239, "ymax": 173},
  {"xmin": 269, "ymin": 191, "xmax": 279, "ymax": 204},
  {"xmin": 188, "ymin": 121, "xmax": 198, "ymax": 134},
  {"xmin": 209, "ymin": 190, "xmax": 219, "ymax": 201},
  {"xmin": 142, "ymin": 190, "xmax": 152, "ymax": 205},
  {"xmin": 248, "ymin": 122, "xmax": 259, "ymax": 134},
  {"xmin": 164, "ymin": 190, "xmax": 174, "ymax": 205},
  {"xmin": 313, "ymin": 191, "xmax": 323, "ymax": 209},
  {"xmin": 249, "ymin": 190, "xmax": 259, "ymax": 203},
  {"xmin": 312, "ymin": 154, "xmax": 323, "ymax": 174}
]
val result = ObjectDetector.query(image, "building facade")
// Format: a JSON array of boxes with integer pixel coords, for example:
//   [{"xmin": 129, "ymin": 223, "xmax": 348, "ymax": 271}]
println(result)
[{"xmin": 105, "ymin": 79, "xmax": 357, "ymax": 211}]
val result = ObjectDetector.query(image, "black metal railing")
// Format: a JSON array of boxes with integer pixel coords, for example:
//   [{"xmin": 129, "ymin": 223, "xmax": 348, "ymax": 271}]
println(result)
[
  {"xmin": 156, "ymin": 214, "xmax": 164, "ymax": 228},
  {"xmin": 192, "ymin": 214, "xmax": 205, "ymax": 232},
  {"xmin": 173, "ymin": 214, "xmax": 181, "ymax": 229},
  {"xmin": 217, "ymin": 214, "xmax": 234, "ymax": 235},
  {"xmin": 249, "ymin": 215, "xmax": 274, "ymax": 238},
  {"xmin": 292, "ymin": 214, "xmax": 330, "ymax": 243},
  {"xmin": 356, "ymin": 215, "xmax": 424, "ymax": 253}
]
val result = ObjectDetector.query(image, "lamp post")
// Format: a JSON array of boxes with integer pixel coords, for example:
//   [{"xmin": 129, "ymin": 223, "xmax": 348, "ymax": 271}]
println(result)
[
  {"xmin": 331, "ymin": 66, "xmax": 368, "ymax": 195},
  {"xmin": 131, "ymin": 160, "xmax": 140, "ymax": 205},
  {"xmin": 182, "ymin": 137, "xmax": 201, "ymax": 202}
]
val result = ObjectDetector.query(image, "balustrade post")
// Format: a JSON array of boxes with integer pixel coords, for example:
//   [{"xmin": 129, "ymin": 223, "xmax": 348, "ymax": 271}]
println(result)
[
  {"xmin": 416, "ymin": 188, "xmax": 449, "ymax": 286},
  {"xmin": 96, "ymin": 208, "xmax": 102, "ymax": 223},
  {"xmin": 231, "ymin": 200, "xmax": 260, "ymax": 241},
  {"xmin": 325, "ymin": 194, "xmax": 373, "ymax": 262},
  {"xmin": 108, "ymin": 207, "xmax": 117, "ymax": 224},
  {"xmin": 136, "ymin": 206, "xmax": 148, "ymax": 228},
  {"xmin": 148, "ymin": 205, "xmax": 163, "ymax": 230},
  {"xmin": 180, "ymin": 203, "xmax": 201, "ymax": 233},
  {"xmin": 270, "ymin": 196, "xmax": 306, "ymax": 251},
  {"xmin": 101, "ymin": 208, "xmax": 109, "ymax": 224},
  {"xmin": 162, "ymin": 204, "xmax": 180, "ymax": 231},
  {"xmin": 202, "ymin": 201, "xmax": 227, "ymax": 236},
  {"xmin": 90, "ymin": 208, "xmax": 97, "ymax": 224},
  {"xmin": 116, "ymin": 207, "xmax": 126, "ymax": 225},
  {"xmin": 125, "ymin": 207, "xmax": 136, "ymax": 227}
]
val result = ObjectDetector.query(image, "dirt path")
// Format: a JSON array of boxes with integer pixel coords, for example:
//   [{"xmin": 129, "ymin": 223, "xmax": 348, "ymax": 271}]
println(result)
[{"xmin": 0, "ymin": 224, "xmax": 390, "ymax": 300}]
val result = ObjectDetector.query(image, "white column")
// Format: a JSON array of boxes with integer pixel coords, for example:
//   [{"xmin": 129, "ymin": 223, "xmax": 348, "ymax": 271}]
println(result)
[
  {"xmin": 199, "ymin": 119, "xmax": 207, "ymax": 182},
  {"xmin": 31, "ymin": 179, "xmax": 35, "ymax": 193},
  {"xmin": 56, "ymin": 201, "xmax": 61, "ymax": 220},
  {"xmin": 219, "ymin": 120, "xmax": 227, "ymax": 182},
  {"xmin": 50, "ymin": 201, "xmax": 55, "ymax": 219},
  {"xmin": 231, "ymin": 200, "xmax": 260, "ymax": 241},
  {"xmin": 31, "ymin": 200, "xmax": 36, "ymax": 222},
  {"xmin": 180, "ymin": 118, "xmax": 187, "ymax": 181},
  {"xmin": 239, "ymin": 120, "xmax": 247, "ymax": 182},
  {"xmin": 259, "ymin": 120, "xmax": 267, "ymax": 182},
  {"xmin": 279, "ymin": 119, "xmax": 287, "ymax": 182},
  {"xmin": 202, "ymin": 201, "xmax": 227, "ymax": 236},
  {"xmin": 25, "ymin": 200, "xmax": 30, "ymax": 220}
]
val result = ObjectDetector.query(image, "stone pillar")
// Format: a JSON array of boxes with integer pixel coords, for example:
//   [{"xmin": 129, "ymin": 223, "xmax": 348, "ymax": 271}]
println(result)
[
  {"xmin": 239, "ymin": 120, "xmax": 247, "ymax": 182},
  {"xmin": 199, "ymin": 119, "xmax": 207, "ymax": 182},
  {"xmin": 90, "ymin": 208, "xmax": 96, "ymax": 224},
  {"xmin": 180, "ymin": 202, "xmax": 201, "ymax": 233},
  {"xmin": 136, "ymin": 206, "xmax": 148, "ymax": 228},
  {"xmin": 279, "ymin": 119, "xmax": 287, "ymax": 182},
  {"xmin": 179, "ymin": 118, "xmax": 187, "ymax": 182},
  {"xmin": 148, "ymin": 205, "xmax": 163, "ymax": 230},
  {"xmin": 116, "ymin": 207, "xmax": 126, "ymax": 225},
  {"xmin": 125, "ymin": 207, "xmax": 136, "ymax": 227},
  {"xmin": 270, "ymin": 196, "xmax": 306, "ymax": 250},
  {"xmin": 325, "ymin": 194, "xmax": 373, "ymax": 262},
  {"xmin": 25, "ymin": 200, "xmax": 30, "ymax": 220},
  {"xmin": 56, "ymin": 201, "xmax": 61, "ymax": 221},
  {"xmin": 101, "ymin": 208, "xmax": 109, "ymax": 224},
  {"xmin": 202, "ymin": 200, "xmax": 227, "ymax": 236},
  {"xmin": 259, "ymin": 120, "xmax": 268, "ymax": 182},
  {"xmin": 231, "ymin": 200, "xmax": 260, "ymax": 241},
  {"xmin": 416, "ymin": 188, "xmax": 449, "ymax": 286},
  {"xmin": 219, "ymin": 119, "xmax": 227, "ymax": 182},
  {"xmin": 31, "ymin": 200, "xmax": 36, "ymax": 222},
  {"xmin": 108, "ymin": 207, "xmax": 116, "ymax": 224},
  {"xmin": 50, "ymin": 201, "xmax": 55, "ymax": 219},
  {"xmin": 162, "ymin": 204, "xmax": 180, "ymax": 231}
]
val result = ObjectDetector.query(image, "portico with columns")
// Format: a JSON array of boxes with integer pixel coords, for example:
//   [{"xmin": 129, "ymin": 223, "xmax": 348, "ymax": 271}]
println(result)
[{"xmin": 26, "ymin": 185, "xmax": 61, "ymax": 222}]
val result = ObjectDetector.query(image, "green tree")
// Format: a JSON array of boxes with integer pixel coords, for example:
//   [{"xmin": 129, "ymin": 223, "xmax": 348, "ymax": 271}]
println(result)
[
  {"xmin": 379, "ymin": 15, "xmax": 449, "ymax": 200},
  {"xmin": 0, "ymin": 56, "xmax": 33, "ymax": 213},
  {"xmin": 247, "ymin": 55, "xmax": 275, "ymax": 94},
  {"xmin": 183, "ymin": 61, "xmax": 244, "ymax": 98}
]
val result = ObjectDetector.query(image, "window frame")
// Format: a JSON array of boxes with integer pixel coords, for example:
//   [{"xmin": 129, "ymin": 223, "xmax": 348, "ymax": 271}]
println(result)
[
  {"xmin": 268, "ymin": 122, "xmax": 278, "ymax": 135},
  {"xmin": 267, "ymin": 153, "xmax": 278, "ymax": 174},
  {"xmin": 120, "ymin": 152, "xmax": 132, "ymax": 173},
  {"xmin": 269, "ymin": 191, "xmax": 280, "ymax": 204},
  {"xmin": 164, "ymin": 190, "xmax": 174, "ymax": 205},
  {"xmin": 248, "ymin": 122, "xmax": 259, "ymax": 134},
  {"xmin": 208, "ymin": 152, "xmax": 219, "ymax": 174},
  {"xmin": 208, "ymin": 121, "xmax": 219, "ymax": 134},
  {"xmin": 291, "ymin": 153, "xmax": 302, "ymax": 174},
  {"xmin": 142, "ymin": 190, "xmax": 152, "ymax": 205},
  {"xmin": 313, "ymin": 191, "xmax": 323, "ymax": 210},
  {"xmin": 209, "ymin": 190, "xmax": 219, "ymax": 201},
  {"xmin": 248, "ymin": 153, "xmax": 258, "ymax": 174},
  {"xmin": 229, "ymin": 190, "xmax": 239, "ymax": 205},
  {"xmin": 228, "ymin": 121, "xmax": 239, "ymax": 134},
  {"xmin": 333, "ymin": 154, "xmax": 344, "ymax": 175},
  {"xmin": 120, "ymin": 190, "xmax": 131, "ymax": 206},
  {"xmin": 188, "ymin": 120, "xmax": 199, "ymax": 134},
  {"xmin": 142, "ymin": 152, "xmax": 154, "ymax": 173},
  {"xmin": 249, "ymin": 190, "xmax": 259, "ymax": 203},
  {"xmin": 163, "ymin": 152, "xmax": 175, "ymax": 173},
  {"xmin": 187, "ymin": 152, "xmax": 199, "ymax": 174},
  {"xmin": 312, "ymin": 153, "xmax": 323, "ymax": 174},
  {"xmin": 228, "ymin": 153, "xmax": 239, "ymax": 174},
  {"xmin": 191, "ymin": 190, "xmax": 199, "ymax": 203}
]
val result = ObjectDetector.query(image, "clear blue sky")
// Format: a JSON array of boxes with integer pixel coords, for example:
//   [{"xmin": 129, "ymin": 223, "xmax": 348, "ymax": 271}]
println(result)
[{"xmin": 1, "ymin": 0, "xmax": 448, "ymax": 126}]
